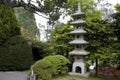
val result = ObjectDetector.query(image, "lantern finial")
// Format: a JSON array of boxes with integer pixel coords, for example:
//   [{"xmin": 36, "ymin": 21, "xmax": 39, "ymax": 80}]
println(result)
[{"xmin": 78, "ymin": 0, "xmax": 81, "ymax": 12}]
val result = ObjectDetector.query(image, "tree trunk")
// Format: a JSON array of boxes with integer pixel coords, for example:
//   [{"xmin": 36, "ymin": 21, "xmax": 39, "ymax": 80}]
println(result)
[{"xmin": 95, "ymin": 58, "xmax": 98, "ymax": 76}]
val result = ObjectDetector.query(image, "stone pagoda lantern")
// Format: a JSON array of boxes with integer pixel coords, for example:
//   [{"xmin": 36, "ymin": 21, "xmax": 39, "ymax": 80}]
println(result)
[{"xmin": 69, "ymin": 0, "xmax": 89, "ymax": 77}]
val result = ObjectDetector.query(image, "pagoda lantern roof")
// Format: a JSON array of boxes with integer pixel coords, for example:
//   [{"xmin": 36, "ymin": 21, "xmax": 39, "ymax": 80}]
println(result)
[
  {"xmin": 70, "ymin": 39, "xmax": 88, "ymax": 44},
  {"xmin": 71, "ymin": 11, "xmax": 85, "ymax": 17},
  {"xmin": 71, "ymin": 20, "xmax": 86, "ymax": 25},
  {"xmin": 69, "ymin": 49, "xmax": 89, "ymax": 55},
  {"xmin": 70, "ymin": 29, "xmax": 86, "ymax": 34}
]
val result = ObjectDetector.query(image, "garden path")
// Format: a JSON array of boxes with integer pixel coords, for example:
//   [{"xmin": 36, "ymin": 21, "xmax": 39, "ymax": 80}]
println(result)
[{"xmin": 0, "ymin": 71, "xmax": 28, "ymax": 80}]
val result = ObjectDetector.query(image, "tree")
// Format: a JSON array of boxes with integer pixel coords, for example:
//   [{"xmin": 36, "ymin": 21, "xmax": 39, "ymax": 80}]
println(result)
[
  {"xmin": 0, "ymin": 0, "xmax": 67, "ymax": 25},
  {"xmin": 115, "ymin": 3, "xmax": 120, "ymax": 12},
  {"xmin": 110, "ymin": 3, "xmax": 120, "ymax": 66},
  {"xmin": 49, "ymin": 23, "xmax": 74, "ymax": 57},
  {"xmin": 14, "ymin": 7, "xmax": 39, "ymax": 37},
  {"xmin": 0, "ymin": 5, "xmax": 20, "ymax": 45},
  {"xmin": 112, "ymin": 4, "xmax": 120, "ymax": 41},
  {"xmin": 64, "ymin": 0, "xmax": 102, "ymax": 23},
  {"xmin": 85, "ymin": 17, "xmax": 115, "ymax": 76}
]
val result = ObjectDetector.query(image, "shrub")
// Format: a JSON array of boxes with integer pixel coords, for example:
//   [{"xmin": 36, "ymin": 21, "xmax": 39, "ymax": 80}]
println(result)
[
  {"xmin": 43, "ymin": 55, "xmax": 71, "ymax": 75},
  {"xmin": 32, "ymin": 59, "xmax": 52, "ymax": 80},
  {"xmin": 31, "ymin": 41, "xmax": 52, "ymax": 61},
  {"xmin": 0, "ymin": 36, "xmax": 33, "ymax": 71}
]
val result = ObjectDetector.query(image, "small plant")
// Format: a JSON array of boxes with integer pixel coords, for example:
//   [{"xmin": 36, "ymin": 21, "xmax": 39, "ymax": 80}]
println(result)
[
  {"xmin": 32, "ymin": 59, "xmax": 52, "ymax": 80},
  {"xmin": 43, "ymin": 55, "xmax": 71, "ymax": 75}
]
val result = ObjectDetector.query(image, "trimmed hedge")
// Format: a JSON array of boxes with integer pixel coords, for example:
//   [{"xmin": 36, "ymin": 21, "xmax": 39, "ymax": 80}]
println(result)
[
  {"xmin": 43, "ymin": 55, "xmax": 71, "ymax": 75},
  {"xmin": 32, "ymin": 59, "xmax": 52, "ymax": 80},
  {"xmin": 0, "ymin": 36, "xmax": 33, "ymax": 71}
]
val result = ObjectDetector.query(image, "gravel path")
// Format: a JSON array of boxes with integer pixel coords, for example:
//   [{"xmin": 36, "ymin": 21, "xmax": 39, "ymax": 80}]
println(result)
[{"xmin": 0, "ymin": 71, "xmax": 28, "ymax": 80}]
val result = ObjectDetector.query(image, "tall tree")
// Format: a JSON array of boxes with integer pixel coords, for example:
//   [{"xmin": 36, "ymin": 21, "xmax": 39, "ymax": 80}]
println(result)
[
  {"xmin": 86, "ymin": 19, "xmax": 114, "ymax": 60},
  {"xmin": 49, "ymin": 23, "xmax": 74, "ymax": 57},
  {"xmin": 14, "ymin": 7, "xmax": 39, "ymax": 38},
  {"xmin": 110, "ymin": 3, "xmax": 120, "ymax": 64},
  {"xmin": 0, "ymin": 5, "xmax": 20, "ymax": 45},
  {"xmin": 112, "ymin": 3, "xmax": 120, "ymax": 41}
]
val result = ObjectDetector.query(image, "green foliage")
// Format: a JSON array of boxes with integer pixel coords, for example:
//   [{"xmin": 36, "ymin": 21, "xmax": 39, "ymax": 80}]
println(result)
[
  {"xmin": 0, "ymin": 36, "xmax": 33, "ymax": 71},
  {"xmin": 32, "ymin": 59, "xmax": 52, "ymax": 80},
  {"xmin": 21, "ymin": 28, "xmax": 37, "ymax": 41},
  {"xmin": 14, "ymin": 7, "xmax": 39, "ymax": 37},
  {"xmin": 52, "ymin": 75, "xmax": 120, "ymax": 80},
  {"xmin": 86, "ymin": 19, "xmax": 113, "ymax": 60},
  {"xmin": 110, "ymin": 4, "xmax": 120, "ymax": 64},
  {"xmin": 115, "ymin": 3, "xmax": 120, "ymax": 12},
  {"xmin": 111, "ymin": 4, "xmax": 120, "ymax": 41},
  {"xmin": 0, "ymin": 5, "xmax": 20, "ymax": 45},
  {"xmin": 43, "ymin": 55, "xmax": 71, "ymax": 75},
  {"xmin": 32, "ymin": 41, "xmax": 52, "ymax": 60},
  {"xmin": 40, "ymin": 0, "xmax": 67, "ymax": 24},
  {"xmin": 112, "ymin": 42, "xmax": 120, "ymax": 63},
  {"xmin": 65, "ymin": 0, "xmax": 102, "ymax": 22},
  {"xmin": 86, "ymin": 19, "xmax": 112, "ymax": 45},
  {"xmin": 49, "ymin": 24, "xmax": 74, "ymax": 57}
]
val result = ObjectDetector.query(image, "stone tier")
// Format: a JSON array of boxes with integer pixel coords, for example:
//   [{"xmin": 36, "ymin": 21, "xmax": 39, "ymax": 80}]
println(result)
[
  {"xmin": 71, "ymin": 11, "xmax": 85, "ymax": 18},
  {"xmin": 71, "ymin": 20, "xmax": 86, "ymax": 26},
  {"xmin": 70, "ymin": 39, "xmax": 88, "ymax": 44},
  {"xmin": 69, "ymin": 49, "xmax": 89, "ymax": 55},
  {"xmin": 69, "ymin": 72, "xmax": 89, "ymax": 77},
  {"xmin": 70, "ymin": 29, "xmax": 86, "ymax": 34}
]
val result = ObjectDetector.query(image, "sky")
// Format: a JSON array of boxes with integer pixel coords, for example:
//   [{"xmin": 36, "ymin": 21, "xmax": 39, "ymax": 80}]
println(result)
[{"xmin": 98, "ymin": 0, "xmax": 120, "ymax": 5}]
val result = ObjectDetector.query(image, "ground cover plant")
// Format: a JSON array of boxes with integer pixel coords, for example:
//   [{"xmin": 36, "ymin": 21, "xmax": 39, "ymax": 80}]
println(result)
[{"xmin": 52, "ymin": 75, "xmax": 120, "ymax": 80}]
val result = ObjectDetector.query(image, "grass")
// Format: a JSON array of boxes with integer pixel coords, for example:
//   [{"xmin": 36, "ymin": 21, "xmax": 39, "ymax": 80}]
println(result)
[{"xmin": 52, "ymin": 74, "xmax": 120, "ymax": 80}]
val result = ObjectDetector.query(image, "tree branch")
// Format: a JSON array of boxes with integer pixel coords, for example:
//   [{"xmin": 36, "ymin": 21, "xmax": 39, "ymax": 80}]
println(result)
[{"xmin": 34, "ymin": 12, "xmax": 50, "ymax": 19}]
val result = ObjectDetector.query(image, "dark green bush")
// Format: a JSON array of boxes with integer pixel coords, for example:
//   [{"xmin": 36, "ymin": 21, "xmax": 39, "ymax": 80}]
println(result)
[
  {"xmin": 43, "ymin": 55, "xmax": 71, "ymax": 75},
  {"xmin": 31, "ymin": 41, "xmax": 52, "ymax": 61},
  {"xmin": 32, "ymin": 59, "xmax": 52, "ymax": 80},
  {"xmin": 0, "ymin": 36, "xmax": 33, "ymax": 71}
]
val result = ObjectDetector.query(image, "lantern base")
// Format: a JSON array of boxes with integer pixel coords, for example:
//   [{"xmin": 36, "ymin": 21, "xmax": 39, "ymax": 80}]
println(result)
[{"xmin": 68, "ymin": 72, "xmax": 89, "ymax": 77}]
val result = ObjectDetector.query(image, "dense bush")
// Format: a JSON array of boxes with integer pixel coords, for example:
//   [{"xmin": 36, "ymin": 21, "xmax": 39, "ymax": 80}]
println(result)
[
  {"xmin": 32, "ymin": 59, "xmax": 52, "ymax": 80},
  {"xmin": 31, "ymin": 41, "xmax": 52, "ymax": 61},
  {"xmin": 43, "ymin": 55, "xmax": 71, "ymax": 75},
  {"xmin": 0, "ymin": 36, "xmax": 33, "ymax": 71}
]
